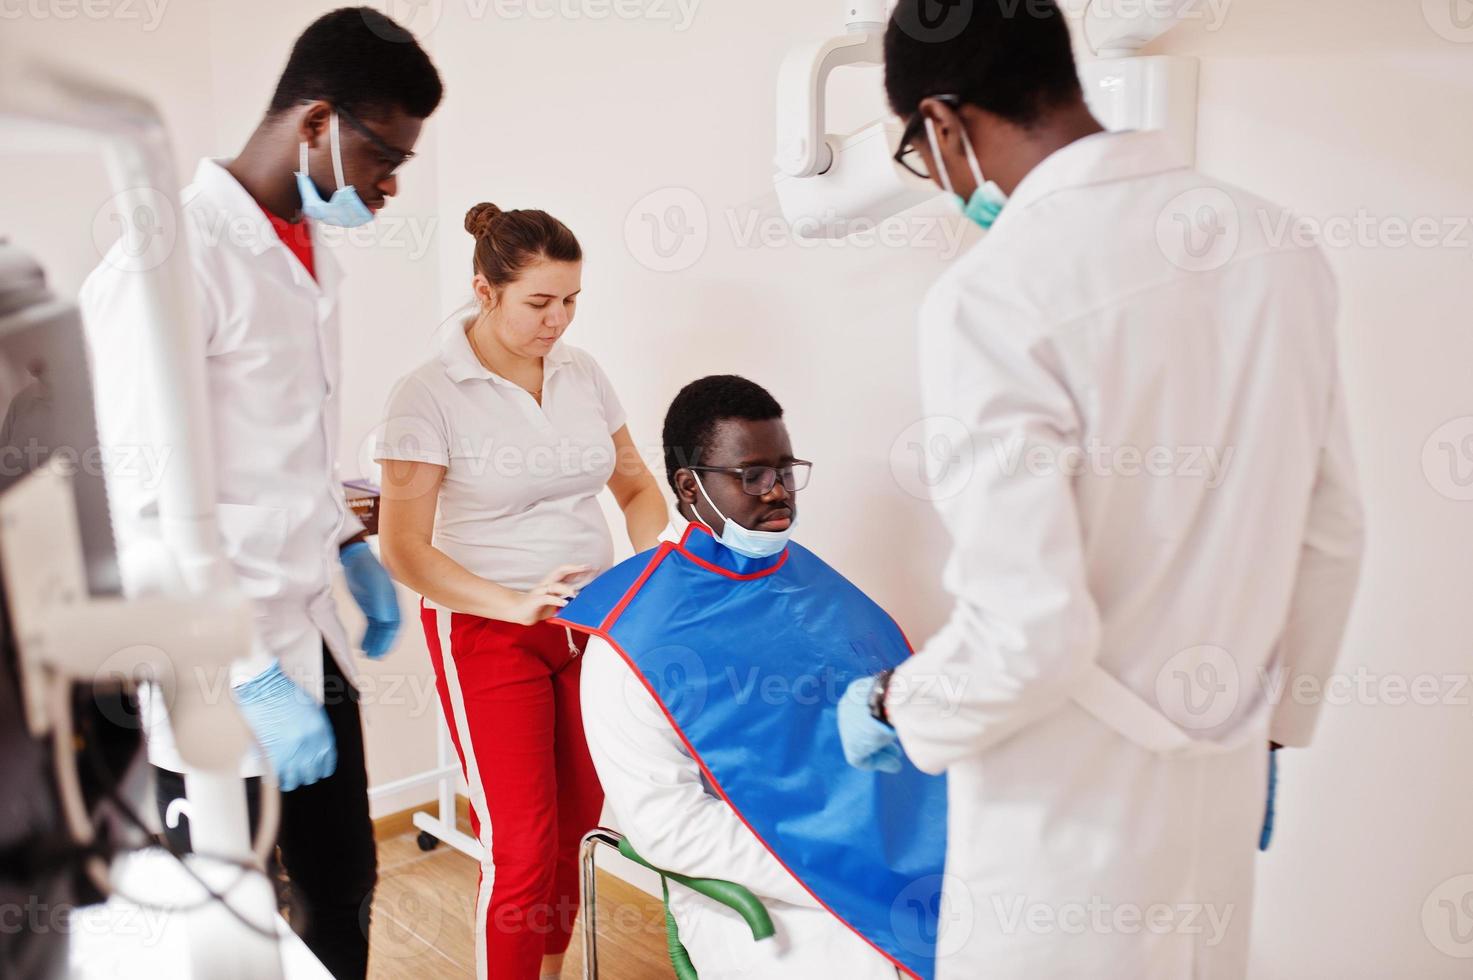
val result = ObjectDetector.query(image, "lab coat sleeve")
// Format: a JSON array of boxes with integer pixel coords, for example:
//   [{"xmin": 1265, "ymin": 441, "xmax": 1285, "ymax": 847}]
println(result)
[
  {"xmin": 886, "ymin": 279, "xmax": 1101, "ymax": 774},
  {"xmin": 338, "ymin": 509, "xmax": 366, "ymax": 545},
  {"xmin": 579, "ymin": 637, "xmax": 821, "ymax": 909},
  {"xmin": 1268, "ymin": 368, "xmax": 1364, "ymax": 747}
]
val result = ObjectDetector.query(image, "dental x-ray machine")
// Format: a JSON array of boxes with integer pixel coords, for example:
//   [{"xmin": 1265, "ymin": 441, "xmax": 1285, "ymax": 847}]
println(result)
[
  {"xmin": 773, "ymin": 0, "xmax": 1201, "ymax": 239},
  {"xmin": 0, "ymin": 65, "xmax": 311, "ymax": 979}
]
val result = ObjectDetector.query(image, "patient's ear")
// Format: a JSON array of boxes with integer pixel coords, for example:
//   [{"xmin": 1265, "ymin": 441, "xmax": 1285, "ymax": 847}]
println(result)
[
  {"xmin": 674, "ymin": 471, "xmax": 704, "ymax": 506},
  {"xmin": 673, "ymin": 469, "xmax": 698, "ymax": 505}
]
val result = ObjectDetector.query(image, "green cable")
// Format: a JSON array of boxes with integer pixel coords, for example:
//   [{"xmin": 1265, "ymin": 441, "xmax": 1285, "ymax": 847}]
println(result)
[
  {"xmin": 662, "ymin": 876, "xmax": 700, "ymax": 980},
  {"xmin": 617, "ymin": 836, "xmax": 777, "ymax": 945}
]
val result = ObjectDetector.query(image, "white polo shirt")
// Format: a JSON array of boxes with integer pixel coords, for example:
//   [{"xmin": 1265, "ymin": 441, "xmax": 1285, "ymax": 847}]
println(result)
[{"xmin": 375, "ymin": 321, "xmax": 626, "ymax": 595}]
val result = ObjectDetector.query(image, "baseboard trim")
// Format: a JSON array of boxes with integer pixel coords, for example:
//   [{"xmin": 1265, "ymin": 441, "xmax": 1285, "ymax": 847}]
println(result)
[{"xmin": 373, "ymin": 794, "xmax": 471, "ymax": 841}]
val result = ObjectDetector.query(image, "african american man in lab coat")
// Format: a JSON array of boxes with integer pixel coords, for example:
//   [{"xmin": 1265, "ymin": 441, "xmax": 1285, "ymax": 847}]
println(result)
[
  {"xmin": 836, "ymin": 3, "xmax": 1364, "ymax": 978},
  {"xmin": 79, "ymin": 10, "xmax": 441, "ymax": 977}
]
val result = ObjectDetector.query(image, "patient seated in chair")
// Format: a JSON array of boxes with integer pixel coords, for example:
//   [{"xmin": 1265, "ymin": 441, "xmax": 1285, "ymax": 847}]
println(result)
[{"xmin": 558, "ymin": 376, "xmax": 946, "ymax": 980}]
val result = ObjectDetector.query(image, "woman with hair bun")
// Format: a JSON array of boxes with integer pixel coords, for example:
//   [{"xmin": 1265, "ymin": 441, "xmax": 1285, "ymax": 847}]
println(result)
[{"xmin": 375, "ymin": 202, "xmax": 667, "ymax": 979}]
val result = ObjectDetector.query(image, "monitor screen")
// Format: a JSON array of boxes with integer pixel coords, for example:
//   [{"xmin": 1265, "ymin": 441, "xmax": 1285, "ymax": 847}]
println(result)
[{"xmin": 0, "ymin": 240, "xmax": 120, "ymax": 597}]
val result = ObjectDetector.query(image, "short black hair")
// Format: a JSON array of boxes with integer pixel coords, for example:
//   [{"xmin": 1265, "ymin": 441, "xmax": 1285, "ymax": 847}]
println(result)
[
  {"xmin": 662, "ymin": 376, "xmax": 784, "ymax": 495},
  {"xmin": 884, "ymin": 0, "xmax": 1081, "ymax": 127},
  {"xmin": 268, "ymin": 7, "xmax": 443, "ymax": 120}
]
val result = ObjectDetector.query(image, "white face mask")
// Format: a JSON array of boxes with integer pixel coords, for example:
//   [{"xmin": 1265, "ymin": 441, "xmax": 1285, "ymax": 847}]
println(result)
[{"xmin": 692, "ymin": 471, "xmax": 794, "ymax": 559}]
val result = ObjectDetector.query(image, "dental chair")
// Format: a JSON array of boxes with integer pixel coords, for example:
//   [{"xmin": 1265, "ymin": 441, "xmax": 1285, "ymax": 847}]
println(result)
[{"xmin": 579, "ymin": 829, "xmax": 774, "ymax": 980}]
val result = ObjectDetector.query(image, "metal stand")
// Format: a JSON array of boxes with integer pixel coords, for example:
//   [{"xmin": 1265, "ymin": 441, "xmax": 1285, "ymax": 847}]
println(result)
[
  {"xmin": 578, "ymin": 829, "xmax": 624, "ymax": 980},
  {"xmin": 408, "ymin": 701, "xmax": 482, "ymax": 860}
]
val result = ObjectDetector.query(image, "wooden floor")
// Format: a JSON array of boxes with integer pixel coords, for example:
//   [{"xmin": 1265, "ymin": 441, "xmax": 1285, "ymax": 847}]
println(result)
[{"xmin": 367, "ymin": 826, "xmax": 674, "ymax": 980}]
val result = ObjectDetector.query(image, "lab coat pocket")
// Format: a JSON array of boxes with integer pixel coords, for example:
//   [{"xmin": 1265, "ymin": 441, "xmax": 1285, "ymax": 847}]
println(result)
[{"xmin": 214, "ymin": 502, "xmax": 290, "ymax": 592}]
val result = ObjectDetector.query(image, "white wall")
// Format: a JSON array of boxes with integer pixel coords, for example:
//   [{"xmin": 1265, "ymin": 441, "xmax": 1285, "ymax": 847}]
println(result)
[
  {"xmin": 4, "ymin": 0, "xmax": 1470, "ymax": 973},
  {"xmin": 1142, "ymin": 3, "xmax": 1473, "ymax": 976},
  {"xmin": 0, "ymin": 0, "xmax": 215, "ymax": 293}
]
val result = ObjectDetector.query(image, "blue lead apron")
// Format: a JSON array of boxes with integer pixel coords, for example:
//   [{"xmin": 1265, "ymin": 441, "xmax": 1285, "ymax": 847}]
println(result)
[{"xmin": 552, "ymin": 522, "xmax": 947, "ymax": 980}]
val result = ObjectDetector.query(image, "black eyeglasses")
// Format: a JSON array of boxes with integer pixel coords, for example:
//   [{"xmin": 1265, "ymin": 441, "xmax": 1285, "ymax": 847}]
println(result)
[
  {"xmin": 336, "ymin": 105, "xmax": 415, "ymax": 175},
  {"xmin": 688, "ymin": 461, "xmax": 813, "ymax": 496},
  {"xmin": 893, "ymin": 93, "xmax": 961, "ymax": 181}
]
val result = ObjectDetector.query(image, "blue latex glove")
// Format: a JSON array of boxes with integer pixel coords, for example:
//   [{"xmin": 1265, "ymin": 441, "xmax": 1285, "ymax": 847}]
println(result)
[
  {"xmin": 234, "ymin": 662, "xmax": 337, "ymax": 792},
  {"xmin": 1259, "ymin": 748, "xmax": 1278, "ymax": 851},
  {"xmin": 342, "ymin": 540, "xmax": 401, "ymax": 658},
  {"xmin": 838, "ymin": 675, "xmax": 903, "ymax": 773}
]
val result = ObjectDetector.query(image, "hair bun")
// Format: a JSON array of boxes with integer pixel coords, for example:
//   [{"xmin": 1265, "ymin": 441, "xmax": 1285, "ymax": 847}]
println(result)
[{"xmin": 464, "ymin": 202, "xmax": 503, "ymax": 238}]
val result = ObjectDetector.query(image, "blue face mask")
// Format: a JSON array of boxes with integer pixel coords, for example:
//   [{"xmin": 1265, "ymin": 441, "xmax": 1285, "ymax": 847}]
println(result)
[
  {"xmin": 958, "ymin": 181, "xmax": 1007, "ymax": 229},
  {"xmin": 692, "ymin": 471, "xmax": 794, "ymax": 559},
  {"xmin": 925, "ymin": 116, "xmax": 1008, "ymax": 230},
  {"xmin": 295, "ymin": 112, "xmax": 374, "ymax": 228}
]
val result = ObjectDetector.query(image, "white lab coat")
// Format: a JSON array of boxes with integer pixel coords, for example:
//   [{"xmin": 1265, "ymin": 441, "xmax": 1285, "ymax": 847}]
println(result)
[
  {"xmin": 887, "ymin": 131, "xmax": 1364, "ymax": 979},
  {"xmin": 580, "ymin": 519, "xmax": 902, "ymax": 980},
  {"xmin": 79, "ymin": 158, "xmax": 364, "ymax": 774}
]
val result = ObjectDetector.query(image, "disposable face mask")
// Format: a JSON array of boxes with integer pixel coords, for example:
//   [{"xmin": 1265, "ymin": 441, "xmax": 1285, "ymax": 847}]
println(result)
[
  {"xmin": 295, "ymin": 112, "xmax": 374, "ymax": 228},
  {"xmin": 692, "ymin": 471, "xmax": 795, "ymax": 559},
  {"xmin": 925, "ymin": 116, "xmax": 1007, "ymax": 230}
]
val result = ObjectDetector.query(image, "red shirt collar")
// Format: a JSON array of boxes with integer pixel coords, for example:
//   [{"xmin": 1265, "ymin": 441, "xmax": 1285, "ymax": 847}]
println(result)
[{"xmin": 263, "ymin": 207, "xmax": 315, "ymax": 281}]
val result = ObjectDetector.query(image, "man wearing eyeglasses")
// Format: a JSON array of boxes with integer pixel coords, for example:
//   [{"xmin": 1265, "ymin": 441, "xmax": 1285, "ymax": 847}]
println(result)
[
  {"xmin": 78, "ymin": 9, "xmax": 442, "ymax": 978},
  {"xmin": 835, "ymin": 2, "xmax": 1364, "ymax": 978},
  {"xmin": 567, "ymin": 375, "xmax": 937, "ymax": 980}
]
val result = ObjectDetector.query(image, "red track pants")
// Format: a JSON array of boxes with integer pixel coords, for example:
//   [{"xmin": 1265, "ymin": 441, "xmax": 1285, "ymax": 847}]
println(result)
[{"xmin": 422, "ymin": 603, "xmax": 604, "ymax": 979}]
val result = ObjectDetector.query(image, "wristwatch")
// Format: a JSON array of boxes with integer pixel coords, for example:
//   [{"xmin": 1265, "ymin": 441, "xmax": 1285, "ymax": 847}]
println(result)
[{"xmin": 867, "ymin": 668, "xmax": 895, "ymax": 726}]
